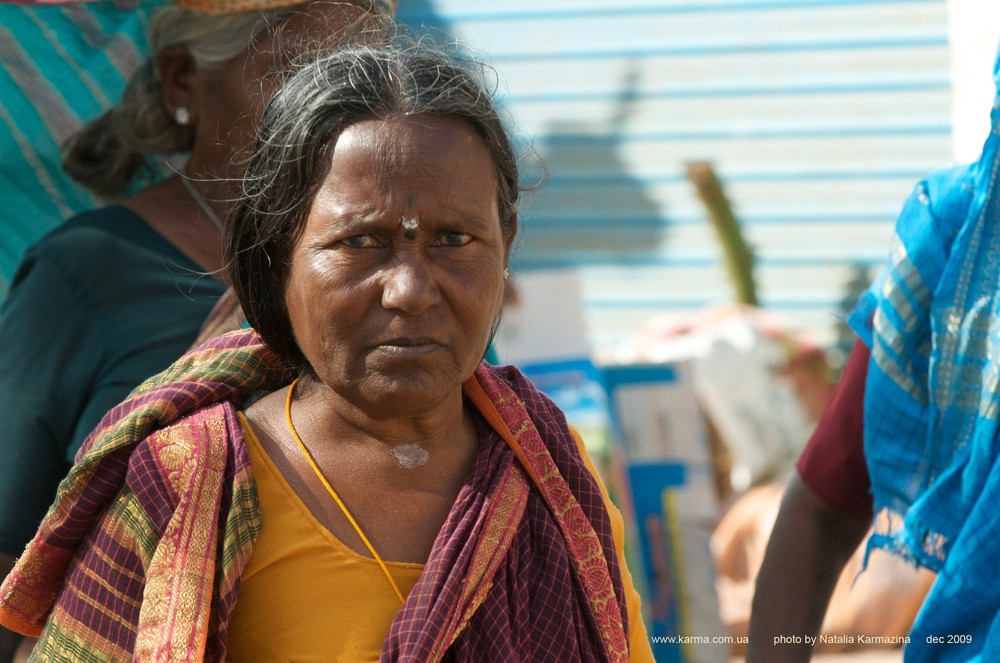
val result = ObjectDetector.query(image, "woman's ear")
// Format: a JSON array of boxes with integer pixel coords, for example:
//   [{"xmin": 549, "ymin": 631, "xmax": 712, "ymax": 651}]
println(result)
[{"xmin": 156, "ymin": 44, "xmax": 199, "ymax": 125}]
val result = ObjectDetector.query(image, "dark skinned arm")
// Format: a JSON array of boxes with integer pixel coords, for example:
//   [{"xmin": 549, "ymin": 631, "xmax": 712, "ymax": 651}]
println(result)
[
  {"xmin": 745, "ymin": 472, "xmax": 870, "ymax": 662},
  {"xmin": 747, "ymin": 339, "xmax": 873, "ymax": 661}
]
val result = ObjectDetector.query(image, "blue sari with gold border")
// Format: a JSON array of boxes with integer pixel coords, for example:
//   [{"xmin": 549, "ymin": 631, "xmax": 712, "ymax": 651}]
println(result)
[{"xmin": 850, "ymin": 47, "xmax": 1000, "ymax": 663}]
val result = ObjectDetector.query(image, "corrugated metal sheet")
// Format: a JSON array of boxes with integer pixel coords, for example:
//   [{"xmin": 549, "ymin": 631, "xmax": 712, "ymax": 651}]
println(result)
[{"xmin": 397, "ymin": 0, "xmax": 953, "ymax": 355}]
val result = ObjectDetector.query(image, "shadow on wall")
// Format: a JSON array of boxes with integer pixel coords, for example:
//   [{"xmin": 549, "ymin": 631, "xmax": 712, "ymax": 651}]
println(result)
[
  {"xmin": 395, "ymin": 5, "xmax": 665, "ymax": 269},
  {"xmin": 518, "ymin": 62, "xmax": 667, "ymax": 269}
]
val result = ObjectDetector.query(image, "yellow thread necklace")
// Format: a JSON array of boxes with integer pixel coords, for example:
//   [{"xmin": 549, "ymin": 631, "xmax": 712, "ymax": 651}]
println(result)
[{"xmin": 284, "ymin": 378, "xmax": 405, "ymax": 604}]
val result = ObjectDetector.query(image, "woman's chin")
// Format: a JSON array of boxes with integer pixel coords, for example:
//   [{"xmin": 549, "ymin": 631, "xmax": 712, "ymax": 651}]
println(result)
[{"xmin": 348, "ymin": 369, "xmax": 467, "ymax": 417}]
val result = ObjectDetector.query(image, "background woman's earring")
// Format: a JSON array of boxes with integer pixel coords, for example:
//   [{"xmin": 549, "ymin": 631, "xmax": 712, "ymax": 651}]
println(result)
[
  {"xmin": 175, "ymin": 107, "xmax": 191, "ymax": 126},
  {"xmin": 503, "ymin": 268, "xmax": 510, "ymax": 280}
]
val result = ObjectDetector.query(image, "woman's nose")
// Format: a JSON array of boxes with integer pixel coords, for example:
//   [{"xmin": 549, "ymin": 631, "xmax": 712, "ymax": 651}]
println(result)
[{"xmin": 381, "ymin": 254, "xmax": 441, "ymax": 314}]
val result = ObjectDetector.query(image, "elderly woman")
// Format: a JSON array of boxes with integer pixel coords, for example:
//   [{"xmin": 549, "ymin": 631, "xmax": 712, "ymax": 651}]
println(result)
[{"xmin": 0, "ymin": 39, "xmax": 654, "ymax": 662}]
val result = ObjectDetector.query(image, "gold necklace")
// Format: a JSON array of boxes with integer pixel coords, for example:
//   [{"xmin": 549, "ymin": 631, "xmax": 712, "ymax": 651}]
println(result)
[{"xmin": 284, "ymin": 378, "xmax": 405, "ymax": 604}]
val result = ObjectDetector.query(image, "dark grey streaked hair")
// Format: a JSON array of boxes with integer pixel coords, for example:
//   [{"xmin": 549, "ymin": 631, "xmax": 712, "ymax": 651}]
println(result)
[{"xmin": 226, "ymin": 36, "xmax": 521, "ymax": 372}]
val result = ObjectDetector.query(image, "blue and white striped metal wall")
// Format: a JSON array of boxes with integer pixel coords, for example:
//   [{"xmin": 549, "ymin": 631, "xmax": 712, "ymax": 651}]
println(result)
[{"xmin": 396, "ymin": 0, "xmax": 953, "ymax": 355}]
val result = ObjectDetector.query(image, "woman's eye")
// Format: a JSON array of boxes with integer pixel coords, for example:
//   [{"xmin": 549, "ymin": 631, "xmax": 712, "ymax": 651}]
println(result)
[
  {"xmin": 435, "ymin": 231, "xmax": 472, "ymax": 247},
  {"xmin": 340, "ymin": 235, "xmax": 381, "ymax": 249}
]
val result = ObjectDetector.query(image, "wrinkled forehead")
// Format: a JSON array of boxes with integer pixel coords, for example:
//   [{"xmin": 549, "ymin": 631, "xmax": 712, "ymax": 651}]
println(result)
[
  {"xmin": 334, "ymin": 115, "xmax": 495, "ymax": 177},
  {"xmin": 312, "ymin": 115, "xmax": 501, "ymax": 215}
]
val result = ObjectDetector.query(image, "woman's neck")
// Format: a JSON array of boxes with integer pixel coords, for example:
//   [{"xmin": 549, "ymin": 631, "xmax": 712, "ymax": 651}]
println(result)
[{"xmin": 291, "ymin": 377, "xmax": 476, "ymax": 458}]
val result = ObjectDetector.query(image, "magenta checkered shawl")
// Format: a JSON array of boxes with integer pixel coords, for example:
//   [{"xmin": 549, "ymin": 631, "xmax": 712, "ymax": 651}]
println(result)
[{"xmin": 0, "ymin": 328, "xmax": 630, "ymax": 661}]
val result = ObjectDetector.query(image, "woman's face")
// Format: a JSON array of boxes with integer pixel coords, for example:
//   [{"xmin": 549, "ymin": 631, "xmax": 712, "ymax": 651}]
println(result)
[
  {"xmin": 194, "ymin": 2, "xmax": 375, "ymax": 180},
  {"xmin": 285, "ymin": 114, "xmax": 513, "ymax": 418}
]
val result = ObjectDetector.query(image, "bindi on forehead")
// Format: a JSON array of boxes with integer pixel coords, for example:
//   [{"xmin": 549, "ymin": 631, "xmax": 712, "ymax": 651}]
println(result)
[
  {"xmin": 398, "ymin": 196, "xmax": 420, "ymax": 238},
  {"xmin": 400, "ymin": 215, "xmax": 419, "ymax": 240}
]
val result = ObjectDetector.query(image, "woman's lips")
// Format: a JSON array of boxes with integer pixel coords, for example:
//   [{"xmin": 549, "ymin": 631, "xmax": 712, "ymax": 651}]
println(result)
[{"xmin": 371, "ymin": 338, "xmax": 443, "ymax": 357}]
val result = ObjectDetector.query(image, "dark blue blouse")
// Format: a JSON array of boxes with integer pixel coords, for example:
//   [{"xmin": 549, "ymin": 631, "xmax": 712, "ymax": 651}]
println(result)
[{"xmin": 0, "ymin": 205, "xmax": 225, "ymax": 555}]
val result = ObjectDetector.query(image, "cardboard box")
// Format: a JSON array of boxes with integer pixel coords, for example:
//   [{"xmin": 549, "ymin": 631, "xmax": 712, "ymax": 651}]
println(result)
[{"xmin": 604, "ymin": 363, "xmax": 728, "ymax": 663}]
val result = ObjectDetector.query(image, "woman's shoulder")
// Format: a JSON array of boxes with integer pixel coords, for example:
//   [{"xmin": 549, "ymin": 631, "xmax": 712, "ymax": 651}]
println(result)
[
  {"xmin": 4, "ymin": 207, "xmax": 144, "ymax": 301},
  {"xmin": 10, "ymin": 203, "xmax": 222, "ymax": 307},
  {"xmin": 121, "ymin": 403, "xmax": 245, "ymax": 505},
  {"xmin": 17, "ymin": 205, "xmax": 163, "ymax": 275},
  {"xmin": 482, "ymin": 363, "xmax": 536, "ymax": 396},
  {"xmin": 73, "ymin": 329, "xmax": 284, "ymax": 457},
  {"xmin": 35, "ymin": 204, "xmax": 156, "ymax": 252},
  {"xmin": 484, "ymin": 363, "xmax": 566, "ymax": 418},
  {"xmin": 477, "ymin": 363, "xmax": 579, "ymax": 453}
]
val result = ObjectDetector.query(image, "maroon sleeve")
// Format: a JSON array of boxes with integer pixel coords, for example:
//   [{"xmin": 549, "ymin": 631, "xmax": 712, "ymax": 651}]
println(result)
[{"xmin": 795, "ymin": 339, "xmax": 873, "ymax": 520}]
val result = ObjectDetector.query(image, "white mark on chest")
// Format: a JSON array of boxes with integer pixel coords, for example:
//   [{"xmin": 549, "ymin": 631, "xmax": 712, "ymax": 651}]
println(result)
[{"xmin": 392, "ymin": 443, "xmax": 429, "ymax": 470}]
